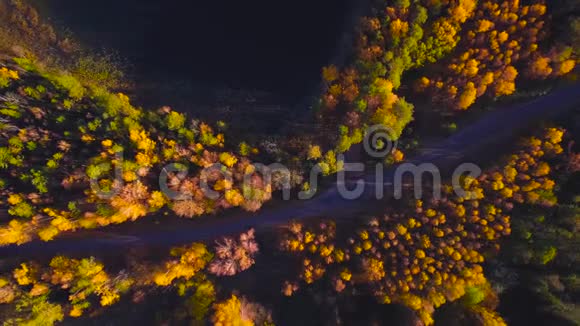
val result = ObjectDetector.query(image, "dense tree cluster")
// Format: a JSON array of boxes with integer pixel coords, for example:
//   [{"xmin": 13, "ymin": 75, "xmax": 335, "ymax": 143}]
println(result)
[
  {"xmin": 502, "ymin": 203, "xmax": 578, "ymax": 268},
  {"xmin": 1, "ymin": 0, "xmax": 576, "ymax": 248},
  {"xmin": 417, "ymin": 0, "xmax": 577, "ymax": 110},
  {"xmin": 482, "ymin": 127, "xmax": 565, "ymax": 207},
  {"xmin": 313, "ymin": 0, "xmax": 577, "ymax": 158},
  {"xmin": 0, "ymin": 58, "xmax": 277, "ymax": 246},
  {"xmin": 488, "ymin": 137, "xmax": 579, "ymax": 324},
  {"xmin": 279, "ymin": 127, "xmax": 569, "ymax": 324},
  {"xmin": 435, "ymin": 281, "xmax": 507, "ymax": 326},
  {"xmin": 0, "ymin": 256, "xmax": 133, "ymax": 321},
  {"xmin": 0, "ymin": 241, "xmax": 211, "ymax": 322},
  {"xmin": 279, "ymin": 221, "xmax": 342, "ymax": 291},
  {"xmin": 0, "ymin": 234, "xmax": 272, "ymax": 325},
  {"xmin": 0, "ymin": 0, "xmax": 577, "ymax": 324},
  {"xmin": 497, "ymin": 135, "xmax": 578, "ymax": 267},
  {"xmin": 314, "ymin": 0, "xmax": 485, "ymax": 157}
]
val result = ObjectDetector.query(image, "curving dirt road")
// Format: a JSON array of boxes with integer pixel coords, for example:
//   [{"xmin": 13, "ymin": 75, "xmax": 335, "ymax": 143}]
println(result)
[{"xmin": 1, "ymin": 84, "xmax": 579, "ymax": 258}]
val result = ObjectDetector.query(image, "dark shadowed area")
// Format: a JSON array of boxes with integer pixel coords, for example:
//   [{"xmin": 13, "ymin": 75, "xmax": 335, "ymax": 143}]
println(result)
[{"xmin": 33, "ymin": 0, "xmax": 359, "ymax": 103}]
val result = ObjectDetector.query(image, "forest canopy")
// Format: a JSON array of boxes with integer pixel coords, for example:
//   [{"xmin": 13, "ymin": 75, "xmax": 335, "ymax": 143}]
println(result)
[{"xmin": 0, "ymin": 0, "xmax": 578, "ymax": 325}]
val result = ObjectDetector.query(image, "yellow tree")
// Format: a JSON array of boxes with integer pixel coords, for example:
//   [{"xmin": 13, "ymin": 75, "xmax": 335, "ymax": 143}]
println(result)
[
  {"xmin": 153, "ymin": 243, "xmax": 212, "ymax": 286},
  {"xmin": 211, "ymin": 295, "xmax": 253, "ymax": 326}
]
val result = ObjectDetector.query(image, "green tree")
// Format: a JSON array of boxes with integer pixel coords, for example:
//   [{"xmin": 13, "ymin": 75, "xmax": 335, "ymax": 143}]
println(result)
[
  {"xmin": 166, "ymin": 111, "xmax": 186, "ymax": 131},
  {"xmin": 186, "ymin": 280, "xmax": 216, "ymax": 324},
  {"xmin": 3, "ymin": 294, "xmax": 64, "ymax": 326}
]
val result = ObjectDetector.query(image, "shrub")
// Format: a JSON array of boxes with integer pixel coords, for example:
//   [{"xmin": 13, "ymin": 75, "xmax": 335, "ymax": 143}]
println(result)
[
  {"xmin": 73, "ymin": 53, "xmax": 125, "ymax": 89},
  {"xmin": 48, "ymin": 73, "xmax": 84, "ymax": 100}
]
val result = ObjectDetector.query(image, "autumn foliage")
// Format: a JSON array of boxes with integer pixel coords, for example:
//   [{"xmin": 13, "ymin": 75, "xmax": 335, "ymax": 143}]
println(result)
[
  {"xmin": 208, "ymin": 229, "xmax": 259, "ymax": 276},
  {"xmin": 211, "ymin": 295, "xmax": 272, "ymax": 326},
  {"xmin": 279, "ymin": 127, "xmax": 568, "ymax": 325},
  {"xmin": 0, "ymin": 256, "xmax": 133, "ymax": 319},
  {"xmin": 417, "ymin": 0, "xmax": 577, "ymax": 111},
  {"xmin": 0, "ymin": 238, "xmax": 220, "ymax": 322},
  {"xmin": 0, "ymin": 58, "xmax": 274, "ymax": 246}
]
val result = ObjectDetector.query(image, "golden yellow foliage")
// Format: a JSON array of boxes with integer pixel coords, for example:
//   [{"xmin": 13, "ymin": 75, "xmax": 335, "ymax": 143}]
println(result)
[
  {"xmin": 214, "ymin": 179, "xmax": 233, "ymax": 192},
  {"xmin": 457, "ymin": 82, "xmax": 477, "ymax": 110},
  {"xmin": 322, "ymin": 65, "xmax": 339, "ymax": 83},
  {"xmin": 101, "ymin": 139, "xmax": 113, "ymax": 147},
  {"xmin": 99, "ymin": 289, "xmax": 120, "ymax": 307},
  {"xmin": 154, "ymin": 243, "xmax": 211, "ymax": 286},
  {"xmin": 307, "ymin": 145, "xmax": 322, "ymax": 160},
  {"xmin": 528, "ymin": 56, "xmax": 553, "ymax": 78},
  {"xmin": 38, "ymin": 226, "xmax": 60, "ymax": 242},
  {"xmin": 390, "ymin": 19, "xmax": 409, "ymax": 37},
  {"xmin": 219, "ymin": 152, "xmax": 238, "ymax": 168},
  {"xmin": 391, "ymin": 149, "xmax": 405, "ymax": 162},
  {"xmin": 129, "ymin": 129, "xmax": 156, "ymax": 152},
  {"xmin": 147, "ymin": 191, "xmax": 167, "ymax": 211},
  {"xmin": 0, "ymin": 220, "xmax": 32, "ymax": 246},
  {"xmin": 67, "ymin": 306, "xmax": 82, "ymax": 317},
  {"xmin": 477, "ymin": 19, "xmax": 494, "ymax": 33},
  {"xmin": 13, "ymin": 263, "xmax": 34, "ymax": 286},
  {"xmin": 557, "ymin": 59, "xmax": 576, "ymax": 76},
  {"xmin": 340, "ymin": 269, "xmax": 352, "ymax": 281},
  {"xmin": 0, "ymin": 67, "xmax": 19, "ymax": 80},
  {"xmin": 211, "ymin": 295, "xmax": 254, "ymax": 326},
  {"xmin": 364, "ymin": 258, "xmax": 385, "ymax": 282},
  {"xmin": 450, "ymin": 0, "xmax": 477, "ymax": 24},
  {"xmin": 225, "ymin": 189, "xmax": 244, "ymax": 207},
  {"xmin": 471, "ymin": 306, "xmax": 508, "ymax": 326},
  {"xmin": 7, "ymin": 193, "xmax": 23, "ymax": 205},
  {"xmin": 0, "ymin": 67, "xmax": 19, "ymax": 87}
]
